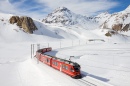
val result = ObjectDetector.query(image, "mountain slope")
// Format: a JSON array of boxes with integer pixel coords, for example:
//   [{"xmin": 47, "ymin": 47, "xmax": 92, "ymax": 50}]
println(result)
[
  {"xmin": 0, "ymin": 12, "xmax": 84, "ymax": 43},
  {"xmin": 100, "ymin": 5, "xmax": 130, "ymax": 36},
  {"xmin": 95, "ymin": 12, "xmax": 111, "ymax": 25}
]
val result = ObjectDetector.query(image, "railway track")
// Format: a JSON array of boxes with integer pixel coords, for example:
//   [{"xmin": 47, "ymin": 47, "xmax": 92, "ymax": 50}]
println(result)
[{"xmin": 77, "ymin": 79, "xmax": 97, "ymax": 86}]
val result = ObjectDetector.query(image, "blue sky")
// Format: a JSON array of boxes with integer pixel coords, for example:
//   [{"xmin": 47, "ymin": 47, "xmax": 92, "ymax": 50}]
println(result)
[
  {"xmin": 110, "ymin": 0, "xmax": 130, "ymax": 13},
  {"xmin": 0, "ymin": 0, "xmax": 130, "ymax": 19}
]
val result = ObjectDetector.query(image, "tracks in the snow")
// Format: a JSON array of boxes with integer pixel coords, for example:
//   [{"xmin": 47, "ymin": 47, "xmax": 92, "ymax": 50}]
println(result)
[{"xmin": 77, "ymin": 79, "xmax": 97, "ymax": 86}]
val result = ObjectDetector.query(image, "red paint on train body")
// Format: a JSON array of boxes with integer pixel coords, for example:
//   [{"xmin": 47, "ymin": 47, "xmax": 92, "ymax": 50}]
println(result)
[{"xmin": 36, "ymin": 47, "xmax": 82, "ymax": 78}]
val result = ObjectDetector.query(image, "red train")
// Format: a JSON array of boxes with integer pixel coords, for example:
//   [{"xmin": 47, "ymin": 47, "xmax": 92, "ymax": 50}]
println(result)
[{"xmin": 36, "ymin": 47, "xmax": 82, "ymax": 79}]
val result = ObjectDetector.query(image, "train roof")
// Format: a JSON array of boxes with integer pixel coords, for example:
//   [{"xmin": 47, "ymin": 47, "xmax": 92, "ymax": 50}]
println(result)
[
  {"xmin": 37, "ymin": 49, "xmax": 43, "ymax": 53},
  {"xmin": 37, "ymin": 49, "xmax": 80, "ymax": 67},
  {"xmin": 51, "ymin": 55, "xmax": 80, "ymax": 67}
]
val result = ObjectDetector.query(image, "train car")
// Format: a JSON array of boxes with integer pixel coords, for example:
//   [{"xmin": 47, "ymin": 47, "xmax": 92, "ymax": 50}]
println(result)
[
  {"xmin": 51, "ymin": 57, "xmax": 81, "ymax": 78},
  {"xmin": 36, "ymin": 47, "xmax": 82, "ymax": 79},
  {"xmin": 40, "ymin": 54, "xmax": 52, "ymax": 66},
  {"xmin": 36, "ymin": 50, "xmax": 41, "ymax": 60},
  {"xmin": 36, "ymin": 47, "xmax": 52, "ymax": 66},
  {"xmin": 51, "ymin": 57, "xmax": 61, "ymax": 70},
  {"xmin": 62, "ymin": 61, "xmax": 81, "ymax": 78}
]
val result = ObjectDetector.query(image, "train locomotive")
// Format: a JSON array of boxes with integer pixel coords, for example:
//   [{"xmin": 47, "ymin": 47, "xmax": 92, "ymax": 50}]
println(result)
[{"xmin": 36, "ymin": 47, "xmax": 82, "ymax": 79}]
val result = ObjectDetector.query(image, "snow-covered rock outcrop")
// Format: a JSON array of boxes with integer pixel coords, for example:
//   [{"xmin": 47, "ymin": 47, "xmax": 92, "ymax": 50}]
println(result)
[{"xmin": 9, "ymin": 16, "xmax": 37, "ymax": 34}]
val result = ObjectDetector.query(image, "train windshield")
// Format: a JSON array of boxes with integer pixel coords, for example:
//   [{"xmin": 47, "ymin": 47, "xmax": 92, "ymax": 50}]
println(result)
[{"xmin": 73, "ymin": 66, "xmax": 80, "ymax": 72}]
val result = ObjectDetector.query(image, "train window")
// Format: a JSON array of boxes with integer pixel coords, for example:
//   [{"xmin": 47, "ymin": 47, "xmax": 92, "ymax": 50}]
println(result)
[
  {"xmin": 55, "ymin": 62, "xmax": 56, "ymax": 66},
  {"xmin": 46, "ymin": 58, "xmax": 49, "ymax": 63},
  {"xmin": 52, "ymin": 61, "xmax": 58, "ymax": 66},
  {"xmin": 56, "ymin": 62, "xmax": 58, "ymax": 66},
  {"xmin": 66, "ymin": 66, "xmax": 68, "ymax": 70},
  {"xmin": 63, "ymin": 65, "xmax": 66, "ymax": 69},
  {"xmin": 52, "ymin": 61, "xmax": 55, "ymax": 64},
  {"xmin": 55, "ymin": 62, "xmax": 57, "ymax": 66},
  {"xmin": 52, "ymin": 61, "xmax": 55, "ymax": 65},
  {"xmin": 62, "ymin": 65, "xmax": 68, "ymax": 70},
  {"xmin": 70, "ymin": 67, "xmax": 74, "ymax": 72}
]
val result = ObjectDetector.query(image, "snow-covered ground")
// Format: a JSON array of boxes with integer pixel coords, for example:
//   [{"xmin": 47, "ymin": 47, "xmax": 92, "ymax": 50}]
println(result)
[
  {"xmin": 39, "ymin": 42, "xmax": 130, "ymax": 86},
  {"xmin": 0, "ymin": 41, "xmax": 130, "ymax": 86}
]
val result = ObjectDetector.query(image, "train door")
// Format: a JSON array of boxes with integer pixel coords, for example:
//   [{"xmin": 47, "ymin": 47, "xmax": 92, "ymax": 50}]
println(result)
[{"xmin": 60, "ymin": 63, "xmax": 62, "ymax": 71}]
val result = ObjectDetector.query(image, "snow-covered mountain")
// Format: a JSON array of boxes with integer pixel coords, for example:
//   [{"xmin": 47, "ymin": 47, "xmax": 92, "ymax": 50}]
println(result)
[
  {"xmin": 42, "ymin": 7, "xmax": 114, "ymax": 30},
  {"xmin": 100, "ymin": 5, "xmax": 130, "ymax": 34},
  {"xmin": 42, "ymin": 6, "xmax": 130, "ymax": 37},
  {"xmin": 42, "ymin": 7, "xmax": 98, "ymax": 29},
  {"xmin": 42, "ymin": 7, "xmax": 86, "ymax": 25},
  {"xmin": 42, "ymin": 7, "xmax": 76, "ymax": 25}
]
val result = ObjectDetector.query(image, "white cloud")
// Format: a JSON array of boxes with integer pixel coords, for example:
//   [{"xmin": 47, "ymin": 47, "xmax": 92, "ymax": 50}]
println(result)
[
  {"xmin": 35, "ymin": 0, "xmax": 119, "ymax": 16},
  {"xmin": 0, "ymin": 0, "xmax": 45, "ymax": 19},
  {"xmin": 0, "ymin": 0, "xmax": 17, "ymax": 13}
]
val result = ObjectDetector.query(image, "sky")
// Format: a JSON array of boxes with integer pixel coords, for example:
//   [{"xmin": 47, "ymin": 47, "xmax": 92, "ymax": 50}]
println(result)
[{"xmin": 0, "ymin": 0, "xmax": 130, "ymax": 19}]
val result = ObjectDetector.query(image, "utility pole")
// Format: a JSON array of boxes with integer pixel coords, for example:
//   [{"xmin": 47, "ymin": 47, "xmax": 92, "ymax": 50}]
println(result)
[
  {"xmin": 60, "ymin": 41, "xmax": 61, "ymax": 48},
  {"xmin": 37, "ymin": 44, "xmax": 40, "ymax": 64},
  {"xmin": 33, "ymin": 44, "xmax": 34, "ymax": 55},
  {"xmin": 31, "ymin": 44, "xmax": 32, "ymax": 59}
]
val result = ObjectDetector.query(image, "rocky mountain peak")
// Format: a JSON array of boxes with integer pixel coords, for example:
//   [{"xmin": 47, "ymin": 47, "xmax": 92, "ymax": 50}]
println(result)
[
  {"xmin": 96, "ymin": 11, "xmax": 110, "ymax": 18},
  {"xmin": 42, "ymin": 7, "xmax": 75, "ymax": 25},
  {"xmin": 42, "ymin": 7, "xmax": 98, "ymax": 28},
  {"xmin": 54, "ymin": 7, "xmax": 71, "ymax": 13},
  {"xmin": 100, "ymin": 11, "xmax": 109, "ymax": 15}
]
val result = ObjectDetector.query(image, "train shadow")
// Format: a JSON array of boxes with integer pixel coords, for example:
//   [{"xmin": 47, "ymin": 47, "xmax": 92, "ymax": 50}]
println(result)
[{"xmin": 81, "ymin": 71, "xmax": 109, "ymax": 82}]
